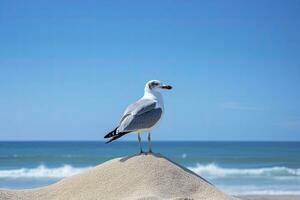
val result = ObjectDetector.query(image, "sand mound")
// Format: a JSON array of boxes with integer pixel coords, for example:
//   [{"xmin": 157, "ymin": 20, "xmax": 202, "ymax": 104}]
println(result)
[{"xmin": 0, "ymin": 153, "xmax": 236, "ymax": 200}]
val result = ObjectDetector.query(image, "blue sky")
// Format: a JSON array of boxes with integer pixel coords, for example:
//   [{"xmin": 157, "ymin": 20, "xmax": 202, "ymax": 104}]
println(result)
[{"xmin": 0, "ymin": 0, "xmax": 300, "ymax": 141}]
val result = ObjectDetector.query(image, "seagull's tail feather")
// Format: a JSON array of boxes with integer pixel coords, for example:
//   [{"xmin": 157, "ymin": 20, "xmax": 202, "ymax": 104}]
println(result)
[
  {"xmin": 104, "ymin": 127, "xmax": 118, "ymax": 139},
  {"xmin": 105, "ymin": 132, "xmax": 131, "ymax": 144}
]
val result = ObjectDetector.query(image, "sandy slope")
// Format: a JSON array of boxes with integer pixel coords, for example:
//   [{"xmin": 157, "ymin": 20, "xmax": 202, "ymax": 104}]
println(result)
[{"xmin": 0, "ymin": 153, "xmax": 235, "ymax": 200}]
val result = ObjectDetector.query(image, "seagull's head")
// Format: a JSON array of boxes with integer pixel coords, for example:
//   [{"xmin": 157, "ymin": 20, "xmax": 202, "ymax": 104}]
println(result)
[{"xmin": 145, "ymin": 80, "xmax": 172, "ymax": 92}]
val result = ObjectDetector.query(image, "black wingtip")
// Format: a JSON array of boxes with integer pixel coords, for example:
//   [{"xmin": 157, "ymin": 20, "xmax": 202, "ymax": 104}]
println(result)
[
  {"xmin": 105, "ymin": 131, "xmax": 131, "ymax": 144},
  {"xmin": 105, "ymin": 139, "xmax": 113, "ymax": 144},
  {"xmin": 104, "ymin": 127, "xmax": 118, "ymax": 138}
]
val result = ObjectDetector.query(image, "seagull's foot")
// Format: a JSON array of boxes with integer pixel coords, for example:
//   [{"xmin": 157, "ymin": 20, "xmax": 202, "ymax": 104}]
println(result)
[
  {"xmin": 148, "ymin": 149, "xmax": 153, "ymax": 154},
  {"xmin": 139, "ymin": 150, "xmax": 144, "ymax": 155}
]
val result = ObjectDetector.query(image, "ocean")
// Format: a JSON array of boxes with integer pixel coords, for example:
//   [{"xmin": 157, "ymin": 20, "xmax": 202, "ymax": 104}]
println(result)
[{"xmin": 0, "ymin": 141, "xmax": 299, "ymax": 195}]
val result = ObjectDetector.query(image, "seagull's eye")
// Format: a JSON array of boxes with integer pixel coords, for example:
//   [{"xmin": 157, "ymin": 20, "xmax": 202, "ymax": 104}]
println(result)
[{"xmin": 149, "ymin": 82, "xmax": 159, "ymax": 89}]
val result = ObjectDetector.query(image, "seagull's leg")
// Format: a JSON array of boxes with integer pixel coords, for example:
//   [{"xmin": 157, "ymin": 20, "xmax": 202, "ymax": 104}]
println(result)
[
  {"xmin": 148, "ymin": 132, "xmax": 152, "ymax": 153},
  {"xmin": 138, "ymin": 133, "xmax": 143, "ymax": 154}
]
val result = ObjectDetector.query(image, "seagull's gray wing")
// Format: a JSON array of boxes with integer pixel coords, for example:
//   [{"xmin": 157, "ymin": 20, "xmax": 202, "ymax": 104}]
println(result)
[
  {"xmin": 119, "ymin": 99, "xmax": 156, "ymax": 124},
  {"xmin": 124, "ymin": 99, "xmax": 156, "ymax": 115},
  {"xmin": 117, "ymin": 99, "xmax": 162, "ymax": 132},
  {"xmin": 118, "ymin": 108, "xmax": 162, "ymax": 132}
]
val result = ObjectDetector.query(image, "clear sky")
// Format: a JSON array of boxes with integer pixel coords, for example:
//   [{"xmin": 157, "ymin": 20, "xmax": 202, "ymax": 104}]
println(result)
[{"xmin": 0, "ymin": 0, "xmax": 300, "ymax": 141}]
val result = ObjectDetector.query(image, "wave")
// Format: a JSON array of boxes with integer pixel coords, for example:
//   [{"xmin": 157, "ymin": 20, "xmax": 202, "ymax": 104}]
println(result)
[
  {"xmin": 1, "ymin": 163, "xmax": 299, "ymax": 180},
  {"xmin": 1, "ymin": 164, "xmax": 300, "ymax": 195},
  {"xmin": 221, "ymin": 185, "xmax": 300, "ymax": 195},
  {"xmin": 188, "ymin": 163, "xmax": 300, "ymax": 178},
  {"xmin": 0, "ymin": 165, "xmax": 91, "ymax": 179},
  {"xmin": 232, "ymin": 190, "xmax": 300, "ymax": 195}
]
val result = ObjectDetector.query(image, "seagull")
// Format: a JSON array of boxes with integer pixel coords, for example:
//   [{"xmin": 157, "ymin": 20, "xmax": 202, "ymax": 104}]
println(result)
[{"xmin": 104, "ymin": 80, "xmax": 172, "ymax": 153}]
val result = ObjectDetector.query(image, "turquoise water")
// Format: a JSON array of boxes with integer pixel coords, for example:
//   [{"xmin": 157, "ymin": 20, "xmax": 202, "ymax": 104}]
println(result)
[{"xmin": 0, "ymin": 141, "xmax": 299, "ymax": 195}]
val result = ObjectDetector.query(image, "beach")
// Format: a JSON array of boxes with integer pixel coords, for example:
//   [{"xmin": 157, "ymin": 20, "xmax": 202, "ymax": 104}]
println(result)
[
  {"xmin": 0, "ymin": 141, "xmax": 299, "ymax": 198},
  {"xmin": 1, "ymin": 153, "xmax": 235, "ymax": 200},
  {"xmin": 238, "ymin": 195, "xmax": 300, "ymax": 200}
]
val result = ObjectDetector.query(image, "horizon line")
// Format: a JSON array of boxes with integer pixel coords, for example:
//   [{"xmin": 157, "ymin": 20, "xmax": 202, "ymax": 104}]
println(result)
[{"xmin": 0, "ymin": 140, "xmax": 299, "ymax": 142}]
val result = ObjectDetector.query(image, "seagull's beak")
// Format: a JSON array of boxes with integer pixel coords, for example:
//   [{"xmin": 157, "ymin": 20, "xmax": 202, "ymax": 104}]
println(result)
[{"xmin": 160, "ymin": 85, "xmax": 172, "ymax": 90}]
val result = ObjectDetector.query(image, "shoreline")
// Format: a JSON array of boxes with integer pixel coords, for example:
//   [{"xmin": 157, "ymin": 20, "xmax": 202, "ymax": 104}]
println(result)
[
  {"xmin": 0, "ymin": 154, "xmax": 235, "ymax": 200},
  {"xmin": 238, "ymin": 195, "xmax": 300, "ymax": 200}
]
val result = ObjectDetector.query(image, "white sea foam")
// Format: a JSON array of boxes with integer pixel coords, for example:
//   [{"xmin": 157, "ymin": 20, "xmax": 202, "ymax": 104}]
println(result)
[
  {"xmin": 233, "ymin": 190, "xmax": 300, "ymax": 195},
  {"xmin": 221, "ymin": 186, "xmax": 300, "ymax": 195},
  {"xmin": 1, "ymin": 164, "xmax": 300, "ymax": 195},
  {"xmin": 188, "ymin": 163, "xmax": 300, "ymax": 178},
  {"xmin": 0, "ymin": 165, "xmax": 90, "ymax": 179},
  {"xmin": 1, "ymin": 163, "xmax": 298, "ymax": 179}
]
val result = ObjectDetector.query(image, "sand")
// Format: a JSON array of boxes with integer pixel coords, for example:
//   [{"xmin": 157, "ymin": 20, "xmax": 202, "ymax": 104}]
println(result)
[
  {"xmin": 238, "ymin": 195, "xmax": 300, "ymax": 200},
  {"xmin": 0, "ymin": 153, "xmax": 235, "ymax": 200}
]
